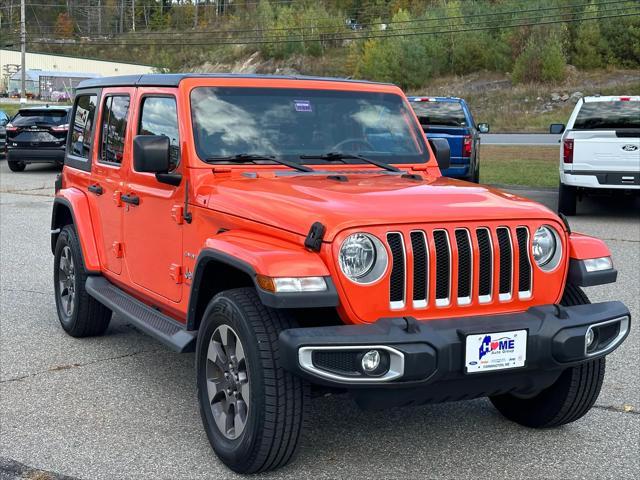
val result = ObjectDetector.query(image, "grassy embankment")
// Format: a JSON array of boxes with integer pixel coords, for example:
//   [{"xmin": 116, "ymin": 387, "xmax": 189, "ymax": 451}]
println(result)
[{"xmin": 480, "ymin": 145, "xmax": 559, "ymax": 188}]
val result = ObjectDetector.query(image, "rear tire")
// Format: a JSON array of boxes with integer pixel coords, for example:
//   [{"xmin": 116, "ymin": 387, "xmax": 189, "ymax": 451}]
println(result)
[
  {"xmin": 196, "ymin": 288, "xmax": 309, "ymax": 473},
  {"xmin": 54, "ymin": 224, "xmax": 112, "ymax": 337},
  {"xmin": 8, "ymin": 160, "xmax": 26, "ymax": 172},
  {"xmin": 490, "ymin": 284, "xmax": 605, "ymax": 428},
  {"xmin": 558, "ymin": 182, "xmax": 577, "ymax": 216}
]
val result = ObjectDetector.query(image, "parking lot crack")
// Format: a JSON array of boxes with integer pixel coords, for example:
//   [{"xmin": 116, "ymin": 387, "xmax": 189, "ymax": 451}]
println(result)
[
  {"xmin": 593, "ymin": 404, "xmax": 639, "ymax": 415},
  {"xmin": 0, "ymin": 348, "xmax": 162, "ymax": 384}
]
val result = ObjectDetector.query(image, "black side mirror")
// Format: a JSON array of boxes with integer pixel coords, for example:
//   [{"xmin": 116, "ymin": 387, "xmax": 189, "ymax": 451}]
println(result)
[
  {"xmin": 429, "ymin": 138, "xmax": 450, "ymax": 170},
  {"xmin": 477, "ymin": 123, "xmax": 490, "ymax": 133},
  {"xmin": 133, "ymin": 135, "xmax": 170, "ymax": 173},
  {"xmin": 550, "ymin": 123, "xmax": 565, "ymax": 134},
  {"xmin": 133, "ymin": 135, "xmax": 181, "ymax": 186}
]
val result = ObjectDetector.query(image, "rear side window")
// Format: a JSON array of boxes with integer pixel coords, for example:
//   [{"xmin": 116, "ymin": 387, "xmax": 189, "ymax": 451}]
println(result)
[
  {"xmin": 410, "ymin": 101, "xmax": 467, "ymax": 127},
  {"xmin": 11, "ymin": 109, "xmax": 68, "ymax": 127},
  {"xmin": 100, "ymin": 95, "xmax": 130, "ymax": 165},
  {"xmin": 70, "ymin": 95, "xmax": 97, "ymax": 159},
  {"xmin": 574, "ymin": 101, "xmax": 640, "ymax": 130},
  {"xmin": 138, "ymin": 96, "xmax": 180, "ymax": 169}
]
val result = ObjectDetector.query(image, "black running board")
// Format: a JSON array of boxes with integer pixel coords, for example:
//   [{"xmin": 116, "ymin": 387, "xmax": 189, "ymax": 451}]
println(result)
[{"xmin": 85, "ymin": 276, "xmax": 196, "ymax": 353}]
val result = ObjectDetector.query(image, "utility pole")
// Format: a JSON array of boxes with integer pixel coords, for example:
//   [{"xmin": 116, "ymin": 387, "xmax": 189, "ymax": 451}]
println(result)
[
  {"xmin": 20, "ymin": 0, "xmax": 26, "ymax": 103},
  {"xmin": 132, "ymin": 0, "xmax": 135, "ymax": 32}
]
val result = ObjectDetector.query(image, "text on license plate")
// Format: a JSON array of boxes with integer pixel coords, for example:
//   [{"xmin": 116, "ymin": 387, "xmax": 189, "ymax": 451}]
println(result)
[{"xmin": 465, "ymin": 329, "xmax": 527, "ymax": 374}]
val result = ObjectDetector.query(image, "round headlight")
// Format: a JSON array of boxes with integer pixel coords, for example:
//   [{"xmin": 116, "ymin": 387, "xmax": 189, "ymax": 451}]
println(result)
[
  {"xmin": 339, "ymin": 233, "xmax": 388, "ymax": 284},
  {"xmin": 532, "ymin": 226, "xmax": 560, "ymax": 269}
]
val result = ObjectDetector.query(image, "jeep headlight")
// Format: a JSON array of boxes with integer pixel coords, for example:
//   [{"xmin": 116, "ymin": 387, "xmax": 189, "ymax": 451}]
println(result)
[
  {"xmin": 339, "ymin": 233, "xmax": 388, "ymax": 284},
  {"xmin": 532, "ymin": 226, "xmax": 562, "ymax": 271}
]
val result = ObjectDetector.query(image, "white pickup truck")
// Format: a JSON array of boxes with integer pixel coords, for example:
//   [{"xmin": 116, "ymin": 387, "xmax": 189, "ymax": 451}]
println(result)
[{"xmin": 551, "ymin": 95, "xmax": 639, "ymax": 215}]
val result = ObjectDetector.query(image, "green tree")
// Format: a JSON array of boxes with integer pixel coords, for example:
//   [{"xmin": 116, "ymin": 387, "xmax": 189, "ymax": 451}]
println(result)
[{"xmin": 512, "ymin": 27, "xmax": 567, "ymax": 83}]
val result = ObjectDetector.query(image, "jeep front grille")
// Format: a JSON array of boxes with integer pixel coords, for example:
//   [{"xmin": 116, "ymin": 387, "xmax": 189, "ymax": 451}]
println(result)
[{"xmin": 385, "ymin": 226, "xmax": 534, "ymax": 309}]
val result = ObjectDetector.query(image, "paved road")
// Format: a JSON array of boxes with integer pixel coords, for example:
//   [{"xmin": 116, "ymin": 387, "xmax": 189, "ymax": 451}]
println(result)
[
  {"xmin": 1, "ymin": 163, "xmax": 639, "ymax": 480},
  {"xmin": 481, "ymin": 133, "xmax": 560, "ymax": 145}
]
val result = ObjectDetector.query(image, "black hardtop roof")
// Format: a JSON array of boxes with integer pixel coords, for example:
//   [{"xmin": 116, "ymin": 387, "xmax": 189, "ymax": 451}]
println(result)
[{"xmin": 77, "ymin": 73, "xmax": 393, "ymax": 90}]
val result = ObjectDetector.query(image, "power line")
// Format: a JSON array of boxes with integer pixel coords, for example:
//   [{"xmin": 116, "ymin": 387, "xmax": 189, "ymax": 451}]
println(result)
[
  {"xmin": 20, "ymin": 10, "xmax": 639, "ymax": 47},
  {"xmin": 3, "ymin": 0, "xmax": 635, "ymax": 43}
]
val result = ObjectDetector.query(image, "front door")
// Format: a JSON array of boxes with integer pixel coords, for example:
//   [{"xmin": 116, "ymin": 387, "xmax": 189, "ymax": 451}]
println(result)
[
  {"xmin": 123, "ymin": 91, "xmax": 184, "ymax": 303},
  {"xmin": 86, "ymin": 89, "xmax": 134, "ymax": 275}
]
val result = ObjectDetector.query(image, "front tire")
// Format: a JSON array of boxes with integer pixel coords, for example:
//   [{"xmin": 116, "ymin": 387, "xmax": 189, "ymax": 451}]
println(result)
[
  {"xmin": 196, "ymin": 288, "xmax": 309, "ymax": 474},
  {"xmin": 54, "ymin": 225, "xmax": 111, "ymax": 337},
  {"xmin": 490, "ymin": 284, "xmax": 605, "ymax": 428},
  {"xmin": 558, "ymin": 182, "xmax": 577, "ymax": 216},
  {"xmin": 8, "ymin": 160, "xmax": 26, "ymax": 172}
]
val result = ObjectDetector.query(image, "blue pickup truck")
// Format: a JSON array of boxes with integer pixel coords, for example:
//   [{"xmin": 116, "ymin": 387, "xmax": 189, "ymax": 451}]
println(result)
[{"xmin": 407, "ymin": 96, "xmax": 489, "ymax": 183}]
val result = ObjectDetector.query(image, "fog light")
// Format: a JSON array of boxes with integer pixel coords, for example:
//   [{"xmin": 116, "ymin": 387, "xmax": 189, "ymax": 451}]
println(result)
[
  {"xmin": 585, "ymin": 328, "xmax": 595, "ymax": 348},
  {"xmin": 361, "ymin": 350, "xmax": 381, "ymax": 373}
]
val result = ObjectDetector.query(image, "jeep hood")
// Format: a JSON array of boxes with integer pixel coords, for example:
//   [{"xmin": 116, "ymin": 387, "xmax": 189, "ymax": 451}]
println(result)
[{"xmin": 200, "ymin": 173, "xmax": 558, "ymax": 241}]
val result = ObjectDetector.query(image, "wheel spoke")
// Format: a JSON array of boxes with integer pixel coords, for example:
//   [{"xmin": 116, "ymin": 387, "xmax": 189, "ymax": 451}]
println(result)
[
  {"xmin": 206, "ymin": 324, "xmax": 250, "ymax": 440},
  {"xmin": 207, "ymin": 339, "xmax": 227, "ymax": 369}
]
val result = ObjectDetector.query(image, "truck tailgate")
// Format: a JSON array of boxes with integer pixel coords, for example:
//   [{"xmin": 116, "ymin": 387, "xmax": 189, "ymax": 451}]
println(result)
[{"xmin": 570, "ymin": 130, "xmax": 640, "ymax": 172}]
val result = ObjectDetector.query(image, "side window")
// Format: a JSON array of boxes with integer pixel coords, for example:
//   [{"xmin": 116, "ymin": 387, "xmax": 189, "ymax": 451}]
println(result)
[
  {"xmin": 100, "ymin": 95, "xmax": 130, "ymax": 165},
  {"xmin": 70, "ymin": 94, "xmax": 97, "ymax": 159},
  {"xmin": 139, "ymin": 96, "xmax": 180, "ymax": 170}
]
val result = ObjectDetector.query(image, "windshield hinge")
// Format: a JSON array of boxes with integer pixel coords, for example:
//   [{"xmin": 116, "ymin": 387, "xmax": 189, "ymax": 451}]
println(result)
[{"xmin": 305, "ymin": 222, "xmax": 326, "ymax": 252}]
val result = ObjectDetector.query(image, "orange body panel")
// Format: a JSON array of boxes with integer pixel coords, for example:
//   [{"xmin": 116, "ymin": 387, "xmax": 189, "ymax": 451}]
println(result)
[
  {"xmin": 56, "ymin": 187, "xmax": 101, "ymax": 271},
  {"xmin": 58, "ymin": 76, "xmax": 607, "ymax": 327},
  {"xmin": 568, "ymin": 232, "xmax": 613, "ymax": 260}
]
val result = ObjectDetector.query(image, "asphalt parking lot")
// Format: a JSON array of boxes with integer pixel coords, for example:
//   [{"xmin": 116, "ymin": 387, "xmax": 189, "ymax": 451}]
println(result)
[{"xmin": 1, "ymin": 162, "xmax": 638, "ymax": 480}]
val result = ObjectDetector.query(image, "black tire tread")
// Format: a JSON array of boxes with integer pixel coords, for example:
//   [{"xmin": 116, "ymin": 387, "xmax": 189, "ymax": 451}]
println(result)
[
  {"xmin": 205, "ymin": 288, "xmax": 308, "ymax": 473},
  {"xmin": 558, "ymin": 182, "xmax": 577, "ymax": 216},
  {"xmin": 7, "ymin": 160, "xmax": 26, "ymax": 172},
  {"xmin": 55, "ymin": 225, "xmax": 111, "ymax": 337},
  {"xmin": 489, "ymin": 283, "xmax": 605, "ymax": 428}
]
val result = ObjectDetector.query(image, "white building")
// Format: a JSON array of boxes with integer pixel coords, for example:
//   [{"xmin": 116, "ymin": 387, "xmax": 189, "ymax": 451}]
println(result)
[{"xmin": 0, "ymin": 49, "xmax": 155, "ymax": 92}]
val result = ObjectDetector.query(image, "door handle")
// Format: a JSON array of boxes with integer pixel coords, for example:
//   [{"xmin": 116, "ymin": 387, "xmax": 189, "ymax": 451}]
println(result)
[
  {"xmin": 87, "ymin": 184, "xmax": 103, "ymax": 195},
  {"xmin": 121, "ymin": 193, "xmax": 140, "ymax": 206}
]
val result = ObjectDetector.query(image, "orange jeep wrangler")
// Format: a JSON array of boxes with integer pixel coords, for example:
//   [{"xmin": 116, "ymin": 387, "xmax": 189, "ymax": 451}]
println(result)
[{"xmin": 51, "ymin": 74, "xmax": 630, "ymax": 473}]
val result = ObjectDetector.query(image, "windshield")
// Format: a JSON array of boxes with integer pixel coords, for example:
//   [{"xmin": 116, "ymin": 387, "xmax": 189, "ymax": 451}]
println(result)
[
  {"xmin": 190, "ymin": 87, "xmax": 427, "ymax": 165},
  {"xmin": 410, "ymin": 101, "xmax": 467, "ymax": 127},
  {"xmin": 11, "ymin": 109, "xmax": 69, "ymax": 127},
  {"xmin": 574, "ymin": 101, "xmax": 640, "ymax": 130}
]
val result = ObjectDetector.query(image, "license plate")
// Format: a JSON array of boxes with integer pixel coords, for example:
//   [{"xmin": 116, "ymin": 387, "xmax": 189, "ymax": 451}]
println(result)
[{"xmin": 465, "ymin": 329, "xmax": 527, "ymax": 374}]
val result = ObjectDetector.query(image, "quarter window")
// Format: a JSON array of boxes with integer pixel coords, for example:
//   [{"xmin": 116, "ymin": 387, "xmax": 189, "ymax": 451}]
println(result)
[
  {"xmin": 70, "ymin": 95, "xmax": 97, "ymax": 159},
  {"xmin": 139, "ymin": 96, "xmax": 180, "ymax": 169},
  {"xmin": 100, "ymin": 95, "xmax": 130, "ymax": 165}
]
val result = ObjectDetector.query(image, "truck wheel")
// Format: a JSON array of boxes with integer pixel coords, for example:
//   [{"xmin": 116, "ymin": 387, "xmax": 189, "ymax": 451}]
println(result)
[
  {"xmin": 54, "ymin": 225, "xmax": 111, "ymax": 337},
  {"xmin": 8, "ymin": 160, "xmax": 26, "ymax": 172},
  {"xmin": 558, "ymin": 182, "xmax": 577, "ymax": 216},
  {"xmin": 471, "ymin": 165, "xmax": 480, "ymax": 183},
  {"xmin": 196, "ymin": 288, "xmax": 309, "ymax": 474},
  {"xmin": 490, "ymin": 284, "xmax": 604, "ymax": 428}
]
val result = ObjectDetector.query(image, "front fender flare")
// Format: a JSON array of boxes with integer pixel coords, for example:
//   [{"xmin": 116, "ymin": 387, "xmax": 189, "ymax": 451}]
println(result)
[
  {"xmin": 51, "ymin": 190, "xmax": 100, "ymax": 272},
  {"xmin": 187, "ymin": 232, "xmax": 338, "ymax": 329}
]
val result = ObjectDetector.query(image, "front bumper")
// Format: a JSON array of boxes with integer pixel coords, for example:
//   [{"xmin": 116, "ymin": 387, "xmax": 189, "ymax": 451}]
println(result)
[
  {"xmin": 280, "ymin": 301, "xmax": 630, "ymax": 406},
  {"xmin": 7, "ymin": 147, "xmax": 65, "ymax": 164}
]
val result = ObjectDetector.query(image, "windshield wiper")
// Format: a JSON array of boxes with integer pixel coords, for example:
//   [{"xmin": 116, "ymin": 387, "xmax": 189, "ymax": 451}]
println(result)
[
  {"xmin": 205, "ymin": 153, "xmax": 314, "ymax": 172},
  {"xmin": 300, "ymin": 152, "xmax": 400, "ymax": 173}
]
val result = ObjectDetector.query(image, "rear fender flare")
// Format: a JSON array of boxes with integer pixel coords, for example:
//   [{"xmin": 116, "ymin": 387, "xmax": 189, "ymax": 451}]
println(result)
[{"xmin": 51, "ymin": 190, "xmax": 100, "ymax": 272}]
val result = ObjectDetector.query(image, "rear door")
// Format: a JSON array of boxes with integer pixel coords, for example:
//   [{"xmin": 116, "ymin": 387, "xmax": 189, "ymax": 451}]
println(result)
[
  {"xmin": 87, "ymin": 89, "xmax": 134, "ymax": 275},
  {"xmin": 6, "ymin": 108, "xmax": 68, "ymax": 149},
  {"xmin": 569, "ymin": 98, "xmax": 640, "ymax": 178}
]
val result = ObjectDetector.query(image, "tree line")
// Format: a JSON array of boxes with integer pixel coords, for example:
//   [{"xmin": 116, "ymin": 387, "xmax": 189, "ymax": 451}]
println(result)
[{"xmin": 1, "ymin": 0, "xmax": 638, "ymax": 89}]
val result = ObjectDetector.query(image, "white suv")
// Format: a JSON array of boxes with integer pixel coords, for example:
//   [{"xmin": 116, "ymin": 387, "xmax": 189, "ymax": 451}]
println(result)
[{"xmin": 551, "ymin": 95, "xmax": 639, "ymax": 215}]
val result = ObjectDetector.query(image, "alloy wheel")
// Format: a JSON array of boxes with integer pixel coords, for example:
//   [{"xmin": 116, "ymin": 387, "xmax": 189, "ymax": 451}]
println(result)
[
  {"xmin": 206, "ymin": 324, "xmax": 250, "ymax": 440},
  {"xmin": 58, "ymin": 245, "xmax": 76, "ymax": 317}
]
